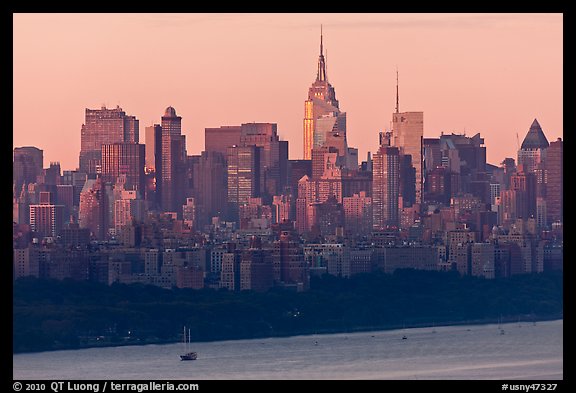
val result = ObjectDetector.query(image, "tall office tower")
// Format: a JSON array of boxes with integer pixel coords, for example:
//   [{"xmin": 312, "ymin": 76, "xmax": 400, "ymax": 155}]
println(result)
[
  {"xmin": 13, "ymin": 146, "xmax": 43, "ymax": 192},
  {"xmin": 372, "ymin": 145, "xmax": 400, "ymax": 229},
  {"xmin": 391, "ymin": 111, "xmax": 423, "ymax": 204},
  {"xmin": 518, "ymin": 119, "xmax": 549, "ymax": 173},
  {"xmin": 160, "ymin": 107, "xmax": 187, "ymax": 215},
  {"xmin": 423, "ymin": 138, "xmax": 441, "ymax": 173},
  {"xmin": 227, "ymin": 145, "xmax": 261, "ymax": 220},
  {"xmin": 546, "ymin": 138, "xmax": 563, "ymax": 223},
  {"xmin": 197, "ymin": 151, "xmax": 228, "ymax": 222},
  {"xmin": 390, "ymin": 71, "xmax": 423, "ymax": 205},
  {"xmin": 100, "ymin": 143, "xmax": 145, "ymax": 193},
  {"xmin": 303, "ymin": 27, "xmax": 347, "ymax": 161},
  {"xmin": 145, "ymin": 124, "xmax": 162, "ymax": 172},
  {"xmin": 399, "ymin": 154, "xmax": 416, "ymax": 207},
  {"xmin": 205, "ymin": 125, "xmax": 242, "ymax": 157},
  {"xmin": 240, "ymin": 123, "xmax": 283, "ymax": 198},
  {"xmin": 78, "ymin": 177, "xmax": 108, "ymax": 240},
  {"xmin": 510, "ymin": 170, "xmax": 536, "ymax": 218},
  {"xmin": 79, "ymin": 106, "xmax": 139, "ymax": 175}
]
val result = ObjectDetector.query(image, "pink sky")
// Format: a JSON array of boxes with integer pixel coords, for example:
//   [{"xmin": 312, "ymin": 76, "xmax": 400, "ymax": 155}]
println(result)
[{"xmin": 13, "ymin": 13, "xmax": 562, "ymax": 171}]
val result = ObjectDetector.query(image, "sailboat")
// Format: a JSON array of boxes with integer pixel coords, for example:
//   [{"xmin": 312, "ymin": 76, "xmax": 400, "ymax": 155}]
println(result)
[
  {"xmin": 498, "ymin": 316, "xmax": 505, "ymax": 335},
  {"xmin": 180, "ymin": 326, "xmax": 197, "ymax": 361}
]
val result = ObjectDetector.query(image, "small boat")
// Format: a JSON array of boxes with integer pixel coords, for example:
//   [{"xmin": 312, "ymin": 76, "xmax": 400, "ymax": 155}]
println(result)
[
  {"xmin": 180, "ymin": 326, "xmax": 197, "ymax": 361},
  {"xmin": 402, "ymin": 335, "xmax": 408, "ymax": 340},
  {"xmin": 180, "ymin": 352, "xmax": 198, "ymax": 361}
]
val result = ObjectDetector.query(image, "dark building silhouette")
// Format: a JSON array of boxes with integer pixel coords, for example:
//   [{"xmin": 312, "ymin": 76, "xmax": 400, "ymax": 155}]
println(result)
[
  {"xmin": 546, "ymin": 138, "xmax": 562, "ymax": 223},
  {"xmin": 205, "ymin": 125, "xmax": 242, "ymax": 157},
  {"xmin": 13, "ymin": 146, "xmax": 43, "ymax": 192},
  {"xmin": 160, "ymin": 107, "xmax": 186, "ymax": 215}
]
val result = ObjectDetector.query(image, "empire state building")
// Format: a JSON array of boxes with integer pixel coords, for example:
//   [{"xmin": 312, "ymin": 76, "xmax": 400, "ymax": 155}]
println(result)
[{"xmin": 303, "ymin": 27, "xmax": 347, "ymax": 160}]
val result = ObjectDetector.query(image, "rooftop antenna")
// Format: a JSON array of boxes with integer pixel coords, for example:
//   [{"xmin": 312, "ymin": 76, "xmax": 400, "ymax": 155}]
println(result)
[
  {"xmin": 395, "ymin": 67, "xmax": 400, "ymax": 114},
  {"xmin": 516, "ymin": 132, "xmax": 520, "ymax": 151},
  {"xmin": 325, "ymin": 48, "xmax": 328, "ymax": 81},
  {"xmin": 320, "ymin": 24, "xmax": 323, "ymax": 56}
]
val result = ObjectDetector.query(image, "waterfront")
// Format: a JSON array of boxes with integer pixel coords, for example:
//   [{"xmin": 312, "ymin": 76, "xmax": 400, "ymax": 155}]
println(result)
[{"xmin": 13, "ymin": 319, "xmax": 562, "ymax": 380}]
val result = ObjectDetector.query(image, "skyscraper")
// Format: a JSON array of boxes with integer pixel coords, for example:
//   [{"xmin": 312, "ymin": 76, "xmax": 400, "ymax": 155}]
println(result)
[
  {"xmin": 518, "ymin": 119, "xmax": 549, "ymax": 174},
  {"xmin": 13, "ymin": 146, "xmax": 43, "ymax": 192},
  {"xmin": 159, "ymin": 107, "xmax": 186, "ymax": 214},
  {"xmin": 196, "ymin": 151, "xmax": 228, "ymax": 222},
  {"xmin": 227, "ymin": 145, "xmax": 261, "ymax": 220},
  {"xmin": 303, "ymin": 27, "xmax": 347, "ymax": 161},
  {"xmin": 391, "ymin": 111, "xmax": 423, "ymax": 205},
  {"xmin": 145, "ymin": 124, "xmax": 162, "ymax": 172},
  {"xmin": 546, "ymin": 138, "xmax": 562, "ymax": 223},
  {"xmin": 100, "ymin": 143, "xmax": 146, "ymax": 193},
  {"xmin": 79, "ymin": 106, "xmax": 139, "ymax": 174},
  {"xmin": 240, "ymin": 123, "xmax": 283, "ymax": 198},
  {"xmin": 372, "ymin": 145, "xmax": 400, "ymax": 229},
  {"xmin": 205, "ymin": 126, "xmax": 242, "ymax": 157}
]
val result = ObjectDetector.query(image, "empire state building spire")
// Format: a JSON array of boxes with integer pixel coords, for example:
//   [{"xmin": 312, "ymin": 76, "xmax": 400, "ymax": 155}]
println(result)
[{"xmin": 317, "ymin": 25, "xmax": 327, "ymax": 82}]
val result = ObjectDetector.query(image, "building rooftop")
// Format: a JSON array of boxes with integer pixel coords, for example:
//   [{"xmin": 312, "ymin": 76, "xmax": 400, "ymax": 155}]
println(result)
[{"xmin": 521, "ymin": 118, "xmax": 549, "ymax": 150}]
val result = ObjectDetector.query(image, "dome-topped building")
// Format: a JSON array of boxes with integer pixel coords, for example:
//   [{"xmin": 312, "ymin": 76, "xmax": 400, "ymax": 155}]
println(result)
[{"xmin": 164, "ymin": 106, "xmax": 177, "ymax": 118}]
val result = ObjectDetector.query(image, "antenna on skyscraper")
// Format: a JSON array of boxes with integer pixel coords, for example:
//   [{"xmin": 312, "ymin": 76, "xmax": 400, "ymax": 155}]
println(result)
[
  {"xmin": 325, "ymin": 48, "xmax": 328, "ymax": 81},
  {"xmin": 320, "ymin": 24, "xmax": 323, "ymax": 56},
  {"xmin": 395, "ymin": 67, "xmax": 400, "ymax": 114}
]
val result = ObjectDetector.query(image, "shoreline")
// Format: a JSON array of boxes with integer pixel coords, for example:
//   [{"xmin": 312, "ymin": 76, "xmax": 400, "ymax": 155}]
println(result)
[{"xmin": 13, "ymin": 314, "xmax": 562, "ymax": 355}]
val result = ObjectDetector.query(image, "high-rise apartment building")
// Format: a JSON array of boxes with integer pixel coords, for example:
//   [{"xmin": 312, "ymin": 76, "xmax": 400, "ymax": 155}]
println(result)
[
  {"xmin": 79, "ymin": 106, "xmax": 139, "ymax": 174},
  {"xmin": 29, "ymin": 203, "xmax": 64, "ymax": 238}
]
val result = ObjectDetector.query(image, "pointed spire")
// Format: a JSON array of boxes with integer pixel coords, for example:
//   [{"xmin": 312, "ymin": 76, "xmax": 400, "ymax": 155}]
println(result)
[
  {"xmin": 320, "ymin": 24, "xmax": 323, "ymax": 56},
  {"xmin": 395, "ymin": 67, "xmax": 400, "ymax": 114},
  {"xmin": 521, "ymin": 118, "xmax": 549, "ymax": 149},
  {"xmin": 317, "ymin": 25, "xmax": 327, "ymax": 82}
]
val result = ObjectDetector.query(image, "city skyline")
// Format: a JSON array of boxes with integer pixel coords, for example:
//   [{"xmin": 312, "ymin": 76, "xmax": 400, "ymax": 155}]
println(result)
[{"xmin": 14, "ymin": 13, "xmax": 562, "ymax": 170}]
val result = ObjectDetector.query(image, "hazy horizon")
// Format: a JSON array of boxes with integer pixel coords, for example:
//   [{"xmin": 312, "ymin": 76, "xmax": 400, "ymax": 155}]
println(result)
[{"xmin": 13, "ymin": 13, "xmax": 563, "ymax": 171}]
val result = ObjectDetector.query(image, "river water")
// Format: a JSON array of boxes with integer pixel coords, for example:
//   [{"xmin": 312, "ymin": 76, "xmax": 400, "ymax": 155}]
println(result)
[{"xmin": 13, "ymin": 319, "xmax": 562, "ymax": 380}]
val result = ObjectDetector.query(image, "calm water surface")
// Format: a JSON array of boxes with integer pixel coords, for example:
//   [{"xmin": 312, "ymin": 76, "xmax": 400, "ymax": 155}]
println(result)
[{"xmin": 13, "ymin": 319, "xmax": 562, "ymax": 380}]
